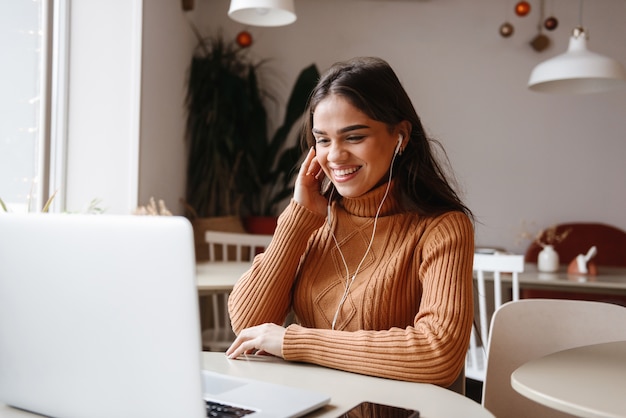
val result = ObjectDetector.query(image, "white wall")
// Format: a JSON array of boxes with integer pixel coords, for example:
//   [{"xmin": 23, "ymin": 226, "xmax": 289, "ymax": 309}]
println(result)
[
  {"xmin": 138, "ymin": 1, "xmax": 197, "ymax": 214},
  {"xmin": 65, "ymin": 0, "xmax": 194, "ymax": 215},
  {"xmin": 65, "ymin": 0, "xmax": 142, "ymax": 214},
  {"xmin": 188, "ymin": 0, "xmax": 626, "ymax": 253}
]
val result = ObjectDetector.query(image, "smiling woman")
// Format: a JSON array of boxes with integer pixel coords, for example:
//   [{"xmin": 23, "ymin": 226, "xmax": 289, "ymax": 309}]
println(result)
[{"xmin": 226, "ymin": 57, "xmax": 475, "ymax": 392}]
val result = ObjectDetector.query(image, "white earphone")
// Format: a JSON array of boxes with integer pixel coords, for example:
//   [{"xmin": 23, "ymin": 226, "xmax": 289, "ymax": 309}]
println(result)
[
  {"xmin": 327, "ymin": 134, "xmax": 402, "ymax": 330},
  {"xmin": 394, "ymin": 134, "xmax": 403, "ymax": 156}
]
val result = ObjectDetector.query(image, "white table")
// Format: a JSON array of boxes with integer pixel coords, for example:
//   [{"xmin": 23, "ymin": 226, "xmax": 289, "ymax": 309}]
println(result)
[
  {"xmin": 200, "ymin": 352, "xmax": 493, "ymax": 418},
  {"xmin": 481, "ymin": 264, "xmax": 626, "ymax": 299},
  {"xmin": 519, "ymin": 264, "xmax": 626, "ymax": 295},
  {"xmin": 511, "ymin": 340, "xmax": 626, "ymax": 418},
  {"xmin": 0, "ymin": 351, "xmax": 494, "ymax": 418},
  {"xmin": 196, "ymin": 261, "xmax": 251, "ymax": 294}
]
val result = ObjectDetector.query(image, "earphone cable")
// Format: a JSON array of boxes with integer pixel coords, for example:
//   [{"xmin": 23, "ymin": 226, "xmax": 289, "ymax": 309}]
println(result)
[{"xmin": 329, "ymin": 150, "xmax": 399, "ymax": 330}]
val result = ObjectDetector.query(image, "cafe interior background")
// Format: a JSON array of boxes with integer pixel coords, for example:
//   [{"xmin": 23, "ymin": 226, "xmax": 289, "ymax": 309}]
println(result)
[{"xmin": 17, "ymin": 0, "xmax": 626, "ymax": 255}]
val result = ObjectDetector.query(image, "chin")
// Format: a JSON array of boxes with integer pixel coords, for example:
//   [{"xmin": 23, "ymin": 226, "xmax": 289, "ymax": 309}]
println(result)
[{"xmin": 334, "ymin": 185, "xmax": 366, "ymax": 198}]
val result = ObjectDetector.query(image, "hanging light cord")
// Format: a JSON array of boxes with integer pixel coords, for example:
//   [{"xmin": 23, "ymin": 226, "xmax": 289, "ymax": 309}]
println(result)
[
  {"xmin": 578, "ymin": 0, "xmax": 584, "ymax": 29},
  {"xmin": 573, "ymin": 0, "xmax": 587, "ymax": 40}
]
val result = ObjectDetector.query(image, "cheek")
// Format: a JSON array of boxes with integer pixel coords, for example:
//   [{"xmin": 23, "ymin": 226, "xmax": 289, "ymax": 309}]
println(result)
[{"xmin": 315, "ymin": 149, "xmax": 330, "ymax": 170}]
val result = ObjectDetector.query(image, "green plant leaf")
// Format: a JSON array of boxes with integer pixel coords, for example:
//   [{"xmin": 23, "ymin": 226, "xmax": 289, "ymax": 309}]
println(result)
[
  {"xmin": 41, "ymin": 189, "xmax": 58, "ymax": 213},
  {"xmin": 184, "ymin": 34, "xmax": 264, "ymax": 218},
  {"xmin": 240, "ymin": 63, "xmax": 320, "ymax": 217}
]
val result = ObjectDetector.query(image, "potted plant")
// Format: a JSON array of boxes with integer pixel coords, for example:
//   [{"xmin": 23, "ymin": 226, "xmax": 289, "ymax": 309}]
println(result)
[
  {"xmin": 183, "ymin": 30, "xmax": 272, "ymax": 258},
  {"xmin": 183, "ymin": 28, "xmax": 319, "ymax": 241},
  {"xmin": 239, "ymin": 64, "xmax": 320, "ymax": 234},
  {"xmin": 184, "ymin": 33, "xmax": 264, "ymax": 221}
]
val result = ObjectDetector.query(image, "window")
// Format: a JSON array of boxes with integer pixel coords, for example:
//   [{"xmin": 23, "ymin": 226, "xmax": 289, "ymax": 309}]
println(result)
[
  {"xmin": 2, "ymin": 1, "xmax": 151, "ymax": 215},
  {"xmin": 0, "ymin": 0, "xmax": 48, "ymax": 212},
  {"xmin": 0, "ymin": 0, "xmax": 69, "ymax": 213}
]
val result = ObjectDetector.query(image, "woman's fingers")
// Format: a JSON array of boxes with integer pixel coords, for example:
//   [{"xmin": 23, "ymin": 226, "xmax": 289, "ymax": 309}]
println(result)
[
  {"xmin": 294, "ymin": 148, "xmax": 328, "ymax": 216},
  {"xmin": 297, "ymin": 148, "xmax": 319, "ymax": 184},
  {"xmin": 225, "ymin": 323, "xmax": 286, "ymax": 359}
]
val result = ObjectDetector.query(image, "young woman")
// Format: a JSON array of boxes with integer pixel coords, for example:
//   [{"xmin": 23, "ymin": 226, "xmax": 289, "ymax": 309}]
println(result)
[{"xmin": 226, "ymin": 57, "xmax": 474, "ymax": 389}]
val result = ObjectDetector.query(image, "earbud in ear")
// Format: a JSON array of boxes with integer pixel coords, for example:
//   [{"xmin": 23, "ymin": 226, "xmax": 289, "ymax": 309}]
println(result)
[{"xmin": 394, "ymin": 135, "xmax": 403, "ymax": 156}]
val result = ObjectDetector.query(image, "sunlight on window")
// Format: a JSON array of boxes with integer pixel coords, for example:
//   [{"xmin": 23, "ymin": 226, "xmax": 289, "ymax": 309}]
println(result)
[{"xmin": 0, "ymin": 0, "xmax": 45, "ymax": 213}]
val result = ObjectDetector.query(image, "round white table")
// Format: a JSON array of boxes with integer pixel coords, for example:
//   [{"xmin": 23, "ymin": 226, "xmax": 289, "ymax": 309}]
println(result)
[{"xmin": 511, "ymin": 340, "xmax": 626, "ymax": 418}]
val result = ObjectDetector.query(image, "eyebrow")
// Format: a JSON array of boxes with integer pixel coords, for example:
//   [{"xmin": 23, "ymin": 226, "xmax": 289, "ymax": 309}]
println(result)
[{"xmin": 312, "ymin": 124, "xmax": 371, "ymax": 135}]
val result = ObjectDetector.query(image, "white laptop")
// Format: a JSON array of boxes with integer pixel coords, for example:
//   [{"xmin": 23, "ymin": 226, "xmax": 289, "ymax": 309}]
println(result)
[{"xmin": 0, "ymin": 214, "xmax": 329, "ymax": 418}]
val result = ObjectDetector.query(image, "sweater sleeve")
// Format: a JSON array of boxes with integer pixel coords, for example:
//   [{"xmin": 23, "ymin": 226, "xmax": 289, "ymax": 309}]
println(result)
[
  {"xmin": 281, "ymin": 212, "xmax": 475, "ymax": 387},
  {"xmin": 228, "ymin": 200, "xmax": 325, "ymax": 333}
]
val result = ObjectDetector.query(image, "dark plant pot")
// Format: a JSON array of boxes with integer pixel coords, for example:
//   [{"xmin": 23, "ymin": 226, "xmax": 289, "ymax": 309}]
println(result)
[{"xmin": 243, "ymin": 216, "xmax": 277, "ymax": 235}]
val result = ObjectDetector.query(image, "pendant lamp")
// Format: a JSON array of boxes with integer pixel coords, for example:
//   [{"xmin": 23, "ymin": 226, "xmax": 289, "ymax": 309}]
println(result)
[
  {"xmin": 528, "ymin": 0, "xmax": 626, "ymax": 94},
  {"xmin": 228, "ymin": 0, "xmax": 296, "ymax": 27},
  {"xmin": 528, "ymin": 26, "xmax": 626, "ymax": 94}
]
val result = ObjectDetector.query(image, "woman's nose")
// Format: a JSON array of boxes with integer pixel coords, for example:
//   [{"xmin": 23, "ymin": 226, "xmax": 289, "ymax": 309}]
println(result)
[{"xmin": 327, "ymin": 142, "xmax": 346, "ymax": 162}]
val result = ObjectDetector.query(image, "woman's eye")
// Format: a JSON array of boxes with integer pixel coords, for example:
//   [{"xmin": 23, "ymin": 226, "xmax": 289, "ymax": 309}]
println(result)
[
  {"xmin": 346, "ymin": 135, "xmax": 365, "ymax": 142},
  {"xmin": 315, "ymin": 138, "xmax": 330, "ymax": 146}
]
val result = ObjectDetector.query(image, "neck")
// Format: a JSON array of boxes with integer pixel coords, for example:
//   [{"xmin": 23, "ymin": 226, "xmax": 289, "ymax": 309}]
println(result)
[{"xmin": 339, "ymin": 181, "xmax": 401, "ymax": 217}]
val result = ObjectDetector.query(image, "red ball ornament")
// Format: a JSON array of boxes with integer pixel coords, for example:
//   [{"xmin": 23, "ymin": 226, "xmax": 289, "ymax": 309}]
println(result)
[
  {"xmin": 236, "ymin": 31, "xmax": 253, "ymax": 48},
  {"xmin": 515, "ymin": 1, "xmax": 531, "ymax": 17},
  {"xmin": 499, "ymin": 22, "xmax": 514, "ymax": 38},
  {"xmin": 544, "ymin": 16, "xmax": 559, "ymax": 31}
]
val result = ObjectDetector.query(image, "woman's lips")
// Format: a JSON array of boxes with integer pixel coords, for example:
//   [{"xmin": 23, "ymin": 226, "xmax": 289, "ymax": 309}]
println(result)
[{"xmin": 331, "ymin": 166, "xmax": 360, "ymax": 182}]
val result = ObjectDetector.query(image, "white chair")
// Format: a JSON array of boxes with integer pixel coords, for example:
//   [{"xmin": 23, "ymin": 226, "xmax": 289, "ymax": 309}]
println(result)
[
  {"xmin": 482, "ymin": 299, "xmax": 626, "ymax": 418},
  {"xmin": 466, "ymin": 253, "xmax": 524, "ymax": 383},
  {"xmin": 200, "ymin": 230, "xmax": 273, "ymax": 351}
]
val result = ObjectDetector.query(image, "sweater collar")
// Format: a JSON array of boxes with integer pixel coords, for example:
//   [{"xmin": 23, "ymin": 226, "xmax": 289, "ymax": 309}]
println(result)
[{"xmin": 339, "ymin": 181, "xmax": 402, "ymax": 217}]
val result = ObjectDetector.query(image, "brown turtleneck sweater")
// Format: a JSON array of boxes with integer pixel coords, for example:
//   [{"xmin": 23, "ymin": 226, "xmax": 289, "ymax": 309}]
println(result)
[{"xmin": 228, "ymin": 184, "xmax": 474, "ymax": 387}]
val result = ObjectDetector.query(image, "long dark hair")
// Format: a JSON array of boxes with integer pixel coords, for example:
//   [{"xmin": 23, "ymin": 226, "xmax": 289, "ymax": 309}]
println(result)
[{"xmin": 302, "ymin": 56, "xmax": 472, "ymax": 219}]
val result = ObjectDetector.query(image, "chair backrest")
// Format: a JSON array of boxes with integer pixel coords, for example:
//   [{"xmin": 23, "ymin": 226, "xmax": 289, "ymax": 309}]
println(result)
[
  {"xmin": 466, "ymin": 253, "xmax": 524, "ymax": 382},
  {"xmin": 201, "ymin": 231, "xmax": 273, "ymax": 351},
  {"xmin": 204, "ymin": 230, "xmax": 273, "ymax": 262},
  {"xmin": 482, "ymin": 299, "xmax": 626, "ymax": 418}
]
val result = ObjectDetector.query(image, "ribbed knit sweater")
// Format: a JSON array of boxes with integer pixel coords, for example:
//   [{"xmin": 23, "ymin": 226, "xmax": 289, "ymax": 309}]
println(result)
[{"xmin": 228, "ymin": 183, "xmax": 474, "ymax": 387}]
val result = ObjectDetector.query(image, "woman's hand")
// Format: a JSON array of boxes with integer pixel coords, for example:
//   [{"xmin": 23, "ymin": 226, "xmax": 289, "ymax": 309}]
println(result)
[
  {"xmin": 225, "ymin": 323, "xmax": 286, "ymax": 359},
  {"xmin": 294, "ymin": 147, "xmax": 329, "ymax": 217}
]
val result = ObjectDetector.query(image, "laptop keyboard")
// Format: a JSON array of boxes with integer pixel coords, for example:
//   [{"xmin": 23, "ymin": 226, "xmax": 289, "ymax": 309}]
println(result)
[{"xmin": 205, "ymin": 400, "xmax": 255, "ymax": 417}]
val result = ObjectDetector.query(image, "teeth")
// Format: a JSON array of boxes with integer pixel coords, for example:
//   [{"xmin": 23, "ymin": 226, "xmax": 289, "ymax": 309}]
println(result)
[{"xmin": 333, "ymin": 167, "xmax": 359, "ymax": 176}]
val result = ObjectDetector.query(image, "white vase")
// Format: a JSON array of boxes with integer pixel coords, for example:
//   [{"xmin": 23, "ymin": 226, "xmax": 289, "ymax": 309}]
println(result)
[{"xmin": 538, "ymin": 245, "xmax": 559, "ymax": 272}]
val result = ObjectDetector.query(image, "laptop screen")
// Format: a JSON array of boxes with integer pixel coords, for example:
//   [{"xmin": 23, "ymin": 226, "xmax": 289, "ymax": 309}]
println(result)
[{"xmin": 0, "ymin": 214, "xmax": 206, "ymax": 418}]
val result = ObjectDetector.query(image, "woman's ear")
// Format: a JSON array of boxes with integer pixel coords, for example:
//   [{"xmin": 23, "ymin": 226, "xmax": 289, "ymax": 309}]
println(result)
[{"xmin": 397, "ymin": 120, "xmax": 412, "ymax": 148}]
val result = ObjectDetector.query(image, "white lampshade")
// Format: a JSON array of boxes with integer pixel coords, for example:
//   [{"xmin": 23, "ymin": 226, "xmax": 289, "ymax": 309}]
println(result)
[
  {"xmin": 228, "ymin": 0, "xmax": 296, "ymax": 27},
  {"xmin": 528, "ymin": 27, "xmax": 626, "ymax": 94}
]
